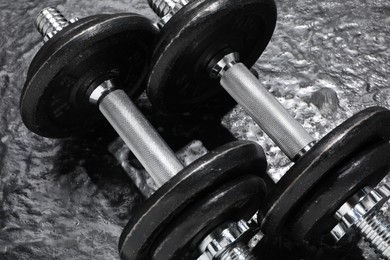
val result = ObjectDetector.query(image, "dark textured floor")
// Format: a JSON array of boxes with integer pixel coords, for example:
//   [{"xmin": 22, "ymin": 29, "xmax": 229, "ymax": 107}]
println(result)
[{"xmin": 0, "ymin": 0, "xmax": 389, "ymax": 259}]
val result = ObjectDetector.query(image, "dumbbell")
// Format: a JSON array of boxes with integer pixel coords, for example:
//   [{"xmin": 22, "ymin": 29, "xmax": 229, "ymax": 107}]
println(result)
[
  {"xmin": 146, "ymin": 0, "xmax": 310, "ymax": 162},
  {"xmin": 257, "ymin": 107, "xmax": 390, "ymax": 260},
  {"xmin": 143, "ymin": 0, "xmax": 390, "ymax": 259},
  {"xmin": 21, "ymin": 8, "xmax": 270, "ymax": 260}
]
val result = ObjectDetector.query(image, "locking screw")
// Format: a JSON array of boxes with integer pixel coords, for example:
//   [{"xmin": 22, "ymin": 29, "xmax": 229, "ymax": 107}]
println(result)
[
  {"xmin": 331, "ymin": 184, "xmax": 390, "ymax": 259},
  {"xmin": 148, "ymin": 0, "xmax": 188, "ymax": 18},
  {"xmin": 35, "ymin": 7, "xmax": 78, "ymax": 42},
  {"xmin": 198, "ymin": 220, "xmax": 257, "ymax": 260},
  {"xmin": 149, "ymin": 0, "xmax": 189, "ymax": 27}
]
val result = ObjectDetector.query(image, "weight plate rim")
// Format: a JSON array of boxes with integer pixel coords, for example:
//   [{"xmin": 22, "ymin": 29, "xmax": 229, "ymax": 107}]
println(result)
[
  {"xmin": 147, "ymin": 0, "xmax": 277, "ymax": 115},
  {"xmin": 21, "ymin": 13, "xmax": 157, "ymax": 138},
  {"xmin": 260, "ymin": 106, "xmax": 390, "ymax": 235},
  {"xmin": 118, "ymin": 140, "xmax": 267, "ymax": 259},
  {"xmin": 290, "ymin": 141, "xmax": 390, "ymax": 242},
  {"xmin": 152, "ymin": 175, "xmax": 265, "ymax": 260}
]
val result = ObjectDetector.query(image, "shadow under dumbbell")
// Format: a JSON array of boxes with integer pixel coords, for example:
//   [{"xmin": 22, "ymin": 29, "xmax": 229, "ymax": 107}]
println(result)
[
  {"xmin": 52, "ymin": 125, "xmax": 145, "ymax": 218},
  {"xmin": 137, "ymin": 92, "xmax": 237, "ymax": 151},
  {"xmin": 50, "ymin": 89, "xmax": 237, "ymax": 207}
]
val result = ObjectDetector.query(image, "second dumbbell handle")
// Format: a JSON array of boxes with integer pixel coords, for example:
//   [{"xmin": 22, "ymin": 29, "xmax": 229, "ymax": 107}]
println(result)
[
  {"xmin": 220, "ymin": 63, "xmax": 314, "ymax": 161},
  {"xmin": 99, "ymin": 89, "xmax": 184, "ymax": 187}
]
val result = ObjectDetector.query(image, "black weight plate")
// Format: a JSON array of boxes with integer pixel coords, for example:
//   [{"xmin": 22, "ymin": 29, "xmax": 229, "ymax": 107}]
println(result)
[
  {"xmin": 25, "ymin": 15, "xmax": 105, "ymax": 82},
  {"xmin": 152, "ymin": 175, "xmax": 265, "ymax": 260},
  {"xmin": 147, "ymin": 0, "xmax": 277, "ymax": 115},
  {"xmin": 260, "ymin": 106, "xmax": 390, "ymax": 235},
  {"xmin": 118, "ymin": 140, "xmax": 267, "ymax": 260},
  {"xmin": 21, "ymin": 13, "xmax": 158, "ymax": 138},
  {"xmin": 289, "ymin": 141, "xmax": 390, "ymax": 242}
]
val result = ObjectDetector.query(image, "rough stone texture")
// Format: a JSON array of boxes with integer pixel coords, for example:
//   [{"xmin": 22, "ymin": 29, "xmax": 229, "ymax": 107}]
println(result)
[{"xmin": 0, "ymin": 0, "xmax": 389, "ymax": 259}]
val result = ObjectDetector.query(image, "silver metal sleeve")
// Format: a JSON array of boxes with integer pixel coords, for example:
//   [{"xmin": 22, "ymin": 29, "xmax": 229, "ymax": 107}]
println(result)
[
  {"xmin": 220, "ymin": 63, "xmax": 314, "ymax": 160},
  {"xmin": 99, "ymin": 90, "xmax": 184, "ymax": 187}
]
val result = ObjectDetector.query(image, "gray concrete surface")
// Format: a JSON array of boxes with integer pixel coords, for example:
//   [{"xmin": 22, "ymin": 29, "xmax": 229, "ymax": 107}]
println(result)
[{"xmin": 0, "ymin": 0, "xmax": 389, "ymax": 259}]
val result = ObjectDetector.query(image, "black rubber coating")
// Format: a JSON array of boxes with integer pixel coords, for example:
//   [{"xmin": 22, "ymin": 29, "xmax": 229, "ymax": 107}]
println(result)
[
  {"xmin": 260, "ymin": 107, "xmax": 390, "ymax": 237},
  {"xmin": 147, "ymin": 0, "xmax": 277, "ymax": 115},
  {"xmin": 118, "ymin": 140, "xmax": 267, "ymax": 260},
  {"xmin": 152, "ymin": 175, "xmax": 265, "ymax": 260},
  {"xmin": 290, "ymin": 141, "xmax": 390, "ymax": 242},
  {"xmin": 21, "ymin": 13, "xmax": 158, "ymax": 138}
]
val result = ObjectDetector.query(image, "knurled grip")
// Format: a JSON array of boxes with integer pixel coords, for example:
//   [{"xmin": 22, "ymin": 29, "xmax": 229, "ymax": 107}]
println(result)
[
  {"xmin": 220, "ymin": 63, "xmax": 314, "ymax": 160},
  {"xmin": 99, "ymin": 90, "xmax": 184, "ymax": 187}
]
